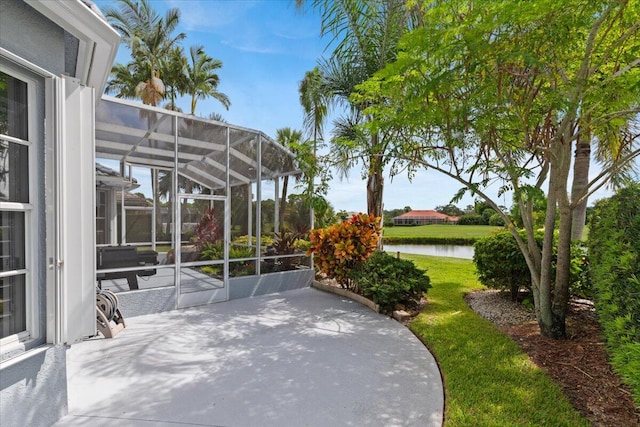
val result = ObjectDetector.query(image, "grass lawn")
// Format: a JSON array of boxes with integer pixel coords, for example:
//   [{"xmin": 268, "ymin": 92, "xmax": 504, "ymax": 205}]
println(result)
[
  {"xmin": 383, "ymin": 224, "xmax": 499, "ymax": 244},
  {"xmin": 405, "ymin": 254, "xmax": 588, "ymax": 426}
]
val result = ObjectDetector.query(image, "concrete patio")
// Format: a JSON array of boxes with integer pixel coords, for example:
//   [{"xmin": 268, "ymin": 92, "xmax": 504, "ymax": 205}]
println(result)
[{"xmin": 54, "ymin": 288, "xmax": 444, "ymax": 427}]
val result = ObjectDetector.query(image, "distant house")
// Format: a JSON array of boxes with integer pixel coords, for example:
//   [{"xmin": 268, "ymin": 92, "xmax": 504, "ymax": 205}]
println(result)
[{"xmin": 393, "ymin": 210, "xmax": 459, "ymax": 225}]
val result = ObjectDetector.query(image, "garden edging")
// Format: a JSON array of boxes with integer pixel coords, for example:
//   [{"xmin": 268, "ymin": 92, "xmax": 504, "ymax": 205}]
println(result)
[{"xmin": 311, "ymin": 280, "xmax": 380, "ymax": 313}]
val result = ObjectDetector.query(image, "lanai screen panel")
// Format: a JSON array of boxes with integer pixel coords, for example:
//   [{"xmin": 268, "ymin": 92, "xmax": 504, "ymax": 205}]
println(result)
[
  {"xmin": 177, "ymin": 115, "xmax": 228, "ymax": 190},
  {"xmin": 95, "ymin": 97, "xmax": 299, "ymax": 188},
  {"xmin": 95, "ymin": 99, "xmax": 176, "ymax": 169}
]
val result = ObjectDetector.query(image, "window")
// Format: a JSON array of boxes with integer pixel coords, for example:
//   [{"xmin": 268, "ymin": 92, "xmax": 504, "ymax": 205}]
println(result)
[
  {"xmin": 0, "ymin": 70, "xmax": 32, "ymax": 342},
  {"xmin": 96, "ymin": 189, "xmax": 108, "ymax": 244}
]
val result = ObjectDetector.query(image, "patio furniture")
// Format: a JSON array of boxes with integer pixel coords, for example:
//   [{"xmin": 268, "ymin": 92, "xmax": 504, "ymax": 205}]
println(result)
[{"xmin": 97, "ymin": 246, "xmax": 158, "ymax": 290}]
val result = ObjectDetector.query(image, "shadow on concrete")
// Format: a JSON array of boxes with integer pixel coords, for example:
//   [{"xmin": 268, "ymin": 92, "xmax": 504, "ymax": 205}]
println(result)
[{"xmin": 55, "ymin": 288, "xmax": 443, "ymax": 427}]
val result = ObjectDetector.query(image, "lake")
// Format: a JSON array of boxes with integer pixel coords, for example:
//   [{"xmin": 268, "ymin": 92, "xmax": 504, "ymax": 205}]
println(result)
[{"xmin": 383, "ymin": 244, "xmax": 475, "ymax": 259}]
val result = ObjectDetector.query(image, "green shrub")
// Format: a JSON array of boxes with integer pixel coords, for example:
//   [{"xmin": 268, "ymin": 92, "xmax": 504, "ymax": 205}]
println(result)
[
  {"xmin": 482, "ymin": 208, "xmax": 496, "ymax": 224},
  {"xmin": 458, "ymin": 213, "xmax": 485, "ymax": 225},
  {"xmin": 200, "ymin": 242, "xmax": 255, "ymax": 260},
  {"xmin": 473, "ymin": 230, "xmax": 533, "ymax": 300},
  {"xmin": 489, "ymin": 213, "xmax": 506, "ymax": 226},
  {"xmin": 587, "ymin": 184, "xmax": 640, "ymax": 406},
  {"xmin": 612, "ymin": 343, "xmax": 640, "ymax": 405},
  {"xmin": 232, "ymin": 235, "xmax": 274, "ymax": 247},
  {"xmin": 473, "ymin": 231, "xmax": 592, "ymax": 301},
  {"xmin": 200, "ymin": 243, "xmax": 256, "ymax": 277},
  {"xmin": 569, "ymin": 241, "xmax": 593, "ymax": 299},
  {"xmin": 293, "ymin": 238, "xmax": 310, "ymax": 252},
  {"xmin": 352, "ymin": 250, "xmax": 431, "ymax": 313}
]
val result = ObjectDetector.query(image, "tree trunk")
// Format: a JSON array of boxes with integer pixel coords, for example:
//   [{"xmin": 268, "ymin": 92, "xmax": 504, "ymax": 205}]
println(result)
[
  {"xmin": 552, "ymin": 201, "xmax": 573, "ymax": 339},
  {"xmin": 366, "ymin": 169, "xmax": 384, "ymax": 219},
  {"xmin": 570, "ymin": 129, "xmax": 591, "ymax": 240},
  {"xmin": 539, "ymin": 133, "xmax": 573, "ymax": 339},
  {"xmin": 538, "ymin": 179, "xmax": 557, "ymax": 338},
  {"xmin": 279, "ymin": 176, "xmax": 289, "ymax": 231}
]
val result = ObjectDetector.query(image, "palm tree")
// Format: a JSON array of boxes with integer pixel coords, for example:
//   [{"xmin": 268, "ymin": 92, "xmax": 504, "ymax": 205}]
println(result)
[
  {"xmin": 185, "ymin": 45, "xmax": 230, "ymax": 115},
  {"xmin": 105, "ymin": 61, "xmax": 146, "ymax": 99},
  {"xmin": 298, "ymin": 67, "xmax": 328, "ymax": 229},
  {"xmin": 160, "ymin": 46, "xmax": 188, "ymax": 111},
  {"xmin": 104, "ymin": 0, "xmax": 185, "ymax": 106},
  {"xmin": 299, "ymin": 67, "xmax": 327, "ymax": 153},
  {"xmin": 297, "ymin": 0, "xmax": 408, "ymax": 220},
  {"xmin": 206, "ymin": 112, "xmax": 227, "ymax": 122},
  {"xmin": 275, "ymin": 128, "xmax": 304, "ymax": 229}
]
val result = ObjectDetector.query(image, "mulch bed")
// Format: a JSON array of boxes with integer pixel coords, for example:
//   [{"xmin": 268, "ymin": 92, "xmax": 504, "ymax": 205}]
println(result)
[{"xmin": 499, "ymin": 300, "xmax": 640, "ymax": 427}]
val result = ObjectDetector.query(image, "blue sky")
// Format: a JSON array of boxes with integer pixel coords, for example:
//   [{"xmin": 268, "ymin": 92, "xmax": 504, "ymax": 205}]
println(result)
[{"xmin": 93, "ymin": 0, "xmax": 612, "ymax": 213}]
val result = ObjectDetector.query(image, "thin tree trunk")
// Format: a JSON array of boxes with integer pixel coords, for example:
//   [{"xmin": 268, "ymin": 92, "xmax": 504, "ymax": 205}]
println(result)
[
  {"xmin": 538, "ymin": 178, "xmax": 557, "ymax": 337},
  {"xmin": 552, "ymin": 201, "xmax": 573, "ymax": 338},
  {"xmin": 366, "ymin": 170, "xmax": 384, "ymax": 219},
  {"xmin": 367, "ymin": 135, "xmax": 384, "ymax": 221},
  {"xmin": 540, "ymin": 132, "xmax": 573, "ymax": 339},
  {"xmin": 279, "ymin": 176, "xmax": 289, "ymax": 231},
  {"xmin": 571, "ymin": 128, "xmax": 591, "ymax": 240}
]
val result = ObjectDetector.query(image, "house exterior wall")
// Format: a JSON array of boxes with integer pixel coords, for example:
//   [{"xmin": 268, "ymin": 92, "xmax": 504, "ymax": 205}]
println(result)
[
  {"xmin": 0, "ymin": 346, "xmax": 68, "ymax": 427},
  {"xmin": 0, "ymin": 0, "xmax": 66, "ymax": 76},
  {"xmin": 1, "ymin": 2, "xmax": 117, "ymax": 426},
  {"xmin": 0, "ymin": 14, "xmax": 56, "ymax": 424}
]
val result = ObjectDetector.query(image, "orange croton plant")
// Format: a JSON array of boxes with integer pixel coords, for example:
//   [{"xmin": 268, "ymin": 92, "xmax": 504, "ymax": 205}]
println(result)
[{"xmin": 307, "ymin": 213, "xmax": 381, "ymax": 289}]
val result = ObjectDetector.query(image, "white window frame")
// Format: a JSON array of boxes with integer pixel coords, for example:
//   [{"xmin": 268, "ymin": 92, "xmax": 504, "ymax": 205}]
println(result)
[{"xmin": 0, "ymin": 65, "xmax": 40, "ymax": 349}]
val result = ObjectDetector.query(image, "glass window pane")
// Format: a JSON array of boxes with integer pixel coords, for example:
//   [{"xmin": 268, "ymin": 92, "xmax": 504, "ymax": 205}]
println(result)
[
  {"xmin": 124, "ymin": 209, "xmax": 152, "ymax": 243},
  {"xmin": 0, "ymin": 211, "xmax": 25, "ymax": 272},
  {"xmin": 0, "ymin": 72, "xmax": 29, "ymax": 140},
  {"xmin": 0, "ymin": 140, "xmax": 29, "ymax": 203},
  {"xmin": 0, "ymin": 274, "xmax": 26, "ymax": 338}
]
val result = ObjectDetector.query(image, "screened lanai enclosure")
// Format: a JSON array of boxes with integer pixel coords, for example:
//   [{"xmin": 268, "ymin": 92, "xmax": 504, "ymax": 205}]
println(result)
[{"xmin": 94, "ymin": 97, "xmax": 313, "ymax": 315}]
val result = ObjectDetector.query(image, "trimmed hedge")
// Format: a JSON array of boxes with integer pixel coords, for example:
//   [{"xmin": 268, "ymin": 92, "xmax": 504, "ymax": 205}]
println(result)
[
  {"xmin": 587, "ymin": 185, "xmax": 640, "ymax": 406},
  {"xmin": 473, "ymin": 230, "xmax": 534, "ymax": 300},
  {"xmin": 473, "ymin": 230, "xmax": 591, "ymax": 300},
  {"xmin": 458, "ymin": 213, "xmax": 485, "ymax": 225},
  {"xmin": 383, "ymin": 236, "xmax": 478, "ymax": 245}
]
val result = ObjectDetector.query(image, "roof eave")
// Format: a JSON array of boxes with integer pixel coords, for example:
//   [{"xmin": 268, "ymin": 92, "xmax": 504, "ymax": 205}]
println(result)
[{"xmin": 25, "ymin": 0, "xmax": 120, "ymax": 97}]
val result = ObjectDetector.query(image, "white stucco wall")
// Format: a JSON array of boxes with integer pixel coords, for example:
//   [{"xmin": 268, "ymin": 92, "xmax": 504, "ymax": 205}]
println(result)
[
  {"xmin": 0, "ymin": 346, "xmax": 68, "ymax": 427},
  {"xmin": 0, "ymin": 0, "xmax": 66, "ymax": 76}
]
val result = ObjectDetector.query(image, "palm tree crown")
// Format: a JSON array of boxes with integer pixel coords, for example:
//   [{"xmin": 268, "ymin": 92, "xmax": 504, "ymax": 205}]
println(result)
[
  {"xmin": 104, "ymin": 0, "xmax": 185, "ymax": 105},
  {"xmin": 185, "ymin": 45, "xmax": 230, "ymax": 115}
]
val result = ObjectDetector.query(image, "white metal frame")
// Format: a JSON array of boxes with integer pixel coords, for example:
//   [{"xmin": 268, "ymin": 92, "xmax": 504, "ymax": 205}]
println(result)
[
  {"xmin": 0, "ymin": 64, "xmax": 40, "ymax": 348},
  {"xmin": 175, "ymin": 194, "xmax": 229, "ymax": 308}
]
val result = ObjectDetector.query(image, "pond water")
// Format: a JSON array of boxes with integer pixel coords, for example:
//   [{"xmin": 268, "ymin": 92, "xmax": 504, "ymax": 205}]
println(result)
[{"xmin": 383, "ymin": 244, "xmax": 475, "ymax": 259}]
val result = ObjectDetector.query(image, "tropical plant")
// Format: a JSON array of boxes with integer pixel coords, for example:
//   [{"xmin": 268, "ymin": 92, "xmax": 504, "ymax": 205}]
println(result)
[
  {"xmin": 185, "ymin": 45, "xmax": 230, "ymax": 115},
  {"xmin": 272, "ymin": 229, "xmax": 304, "ymax": 270},
  {"xmin": 307, "ymin": 212, "xmax": 381, "ymax": 289},
  {"xmin": 104, "ymin": 0, "xmax": 186, "ymax": 106},
  {"xmin": 275, "ymin": 128, "xmax": 304, "ymax": 228},
  {"xmin": 352, "ymin": 250, "xmax": 431, "ymax": 313},
  {"xmin": 298, "ymin": 0, "xmax": 410, "ymax": 222},
  {"xmin": 160, "ymin": 46, "xmax": 188, "ymax": 111},
  {"xmin": 193, "ymin": 207, "xmax": 221, "ymax": 250}
]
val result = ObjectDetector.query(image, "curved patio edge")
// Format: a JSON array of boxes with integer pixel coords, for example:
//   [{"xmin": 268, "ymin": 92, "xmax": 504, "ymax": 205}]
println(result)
[{"xmin": 311, "ymin": 280, "xmax": 380, "ymax": 313}]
